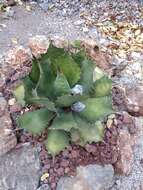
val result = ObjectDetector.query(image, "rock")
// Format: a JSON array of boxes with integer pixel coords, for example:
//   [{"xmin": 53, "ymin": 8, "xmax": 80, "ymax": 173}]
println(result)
[
  {"xmin": 5, "ymin": 46, "xmax": 31, "ymax": 66},
  {"xmin": 0, "ymin": 95, "xmax": 7, "ymax": 116},
  {"xmin": 125, "ymin": 84, "xmax": 143, "ymax": 116},
  {"xmin": 8, "ymin": 97, "xmax": 15, "ymax": 106},
  {"xmin": 5, "ymin": 7, "xmax": 15, "ymax": 17},
  {"xmin": 83, "ymin": 39, "xmax": 112, "ymax": 75},
  {"xmin": 121, "ymin": 61, "xmax": 143, "ymax": 81},
  {"xmin": 51, "ymin": 36, "xmax": 69, "ymax": 49},
  {"xmin": 0, "ymin": 126, "xmax": 17, "ymax": 157},
  {"xmin": 114, "ymin": 130, "xmax": 133, "ymax": 175},
  {"xmin": 82, "ymin": 27, "xmax": 89, "ymax": 33},
  {"xmin": 56, "ymin": 164, "xmax": 114, "ymax": 190},
  {"xmin": 0, "ymin": 95, "xmax": 17, "ymax": 157},
  {"xmin": 0, "ymin": 110, "xmax": 17, "ymax": 157},
  {"xmin": 28, "ymin": 35, "xmax": 50, "ymax": 57},
  {"xmin": 37, "ymin": 184, "xmax": 51, "ymax": 190},
  {"xmin": 0, "ymin": 145, "xmax": 40, "ymax": 190},
  {"xmin": 7, "ymin": 0, "xmax": 16, "ymax": 6}
]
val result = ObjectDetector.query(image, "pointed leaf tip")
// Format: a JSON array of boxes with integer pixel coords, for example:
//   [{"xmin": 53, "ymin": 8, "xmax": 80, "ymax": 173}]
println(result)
[
  {"xmin": 45, "ymin": 130, "xmax": 70, "ymax": 156},
  {"xmin": 18, "ymin": 108, "xmax": 55, "ymax": 134}
]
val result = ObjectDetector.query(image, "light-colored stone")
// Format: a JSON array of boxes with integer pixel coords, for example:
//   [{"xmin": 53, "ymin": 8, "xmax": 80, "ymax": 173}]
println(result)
[
  {"xmin": 56, "ymin": 164, "xmax": 114, "ymax": 190},
  {"xmin": 28, "ymin": 35, "xmax": 50, "ymax": 57},
  {"xmin": 83, "ymin": 39, "xmax": 112, "ymax": 75},
  {"xmin": 51, "ymin": 36, "xmax": 69, "ymax": 49},
  {"xmin": 114, "ymin": 130, "xmax": 133, "ymax": 175},
  {"xmin": 5, "ymin": 46, "xmax": 31, "ymax": 65},
  {"xmin": 125, "ymin": 84, "xmax": 143, "ymax": 116},
  {"xmin": 0, "ymin": 95, "xmax": 17, "ymax": 157},
  {"xmin": 0, "ymin": 112, "xmax": 17, "ymax": 157},
  {"xmin": 8, "ymin": 98, "xmax": 15, "ymax": 106},
  {"xmin": 0, "ymin": 145, "xmax": 40, "ymax": 190},
  {"xmin": 0, "ymin": 96, "xmax": 7, "ymax": 116}
]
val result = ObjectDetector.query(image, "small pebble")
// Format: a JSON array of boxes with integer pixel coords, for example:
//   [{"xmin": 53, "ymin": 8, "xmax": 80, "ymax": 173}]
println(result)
[{"xmin": 8, "ymin": 98, "xmax": 15, "ymax": 106}]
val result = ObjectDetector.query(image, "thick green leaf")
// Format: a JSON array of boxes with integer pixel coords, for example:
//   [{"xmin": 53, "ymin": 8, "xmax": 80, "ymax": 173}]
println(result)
[
  {"xmin": 54, "ymin": 73, "xmax": 70, "ymax": 96},
  {"xmin": 29, "ymin": 57, "xmax": 40, "ymax": 83},
  {"xmin": 45, "ymin": 43, "xmax": 65, "ymax": 65},
  {"xmin": 14, "ymin": 84, "xmax": 25, "ymax": 106},
  {"xmin": 18, "ymin": 108, "xmax": 55, "ymax": 134},
  {"xmin": 36, "ymin": 59, "xmax": 56, "ymax": 98},
  {"xmin": 93, "ymin": 67, "xmax": 105, "ymax": 81},
  {"xmin": 55, "ymin": 94, "xmax": 87, "ymax": 107},
  {"xmin": 23, "ymin": 76, "xmax": 36, "ymax": 103},
  {"xmin": 45, "ymin": 130, "xmax": 70, "ymax": 156},
  {"xmin": 81, "ymin": 121, "xmax": 104, "ymax": 143},
  {"xmin": 74, "ymin": 116, "xmax": 104, "ymax": 143},
  {"xmin": 79, "ymin": 97, "xmax": 113, "ymax": 122},
  {"xmin": 73, "ymin": 116, "xmax": 104, "ymax": 143},
  {"xmin": 70, "ymin": 128, "xmax": 85, "ymax": 146},
  {"xmin": 46, "ymin": 44, "xmax": 81, "ymax": 86},
  {"xmin": 72, "ymin": 50, "xmax": 85, "ymax": 66},
  {"xmin": 28, "ymin": 97, "xmax": 56, "ymax": 112},
  {"xmin": 90, "ymin": 76, "xmax": 112, "ymax": 97},
  {"xmin": 55, "ymin": 54, "xmax": 81, "ymax": 87},
  {"xmin": 80, "ymin": 58, "xmax": 95, "ymax": 93},
  {"xmin": 50, "ymin": 112, "xmax": 78, "ymax": 131}
]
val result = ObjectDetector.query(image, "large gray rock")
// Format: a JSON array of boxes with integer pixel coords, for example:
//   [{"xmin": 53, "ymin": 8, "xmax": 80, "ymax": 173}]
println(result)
[
  {"xmin": 0, "ymin": 145, "xmax": 40, "ymax": 190},
  {"xmin": 0, "ymin": 95, "xmax": 17, "ymax": 157},
  {"xmin": 56, "ymin": 164, "xmax": 114, "ymax": 190}
]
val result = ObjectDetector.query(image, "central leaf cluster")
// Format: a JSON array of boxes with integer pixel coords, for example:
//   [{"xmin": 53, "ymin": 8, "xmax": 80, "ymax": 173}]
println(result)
[{"xmin": 14, "ymin": 43, "xmax": 113, "ymax": 156}]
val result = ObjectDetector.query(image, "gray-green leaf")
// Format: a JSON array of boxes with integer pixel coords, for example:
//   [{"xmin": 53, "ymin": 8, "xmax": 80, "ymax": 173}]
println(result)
[
  {"xmin": 50, "ymin": 112, "xmax": 78, "ymax": 131},
  {"xmin": 28, "ymin": 97, "xmax": 56, "ymax": 112},
  {"xmin": 14, "ymin": 84, "xmax": 25, "ymax": 106},
  {"xmin": 45, "ymin": 130, "xmax": 70, "ymax": 156},
  {"xmin": 74, "ymin": 116, "xmax": 104, "ymax": 143},
  {"xmin": 18, "ymin": 108, "xmax": 55, "ymax": 134},
  {"xmin": 80, "ymin": 58, "xmax": 95, "ymax": 93},
  {"xmin": 29, "ymin": 57, "xmax": 40, "ymax": 83},
  {"xmin": 79, "ymin": 97, "xmax": 113, "ymax": 122},
  {"xmin": 90, "ymin": 76, "xmax": 112, "ymax": 98},
  {"xmin": 55, "ymin": 94, "xmax": 87, "ymax": 107},
  {"xmin": 54, "ymin": 73, "xmax": 71, "ymax": 96}
]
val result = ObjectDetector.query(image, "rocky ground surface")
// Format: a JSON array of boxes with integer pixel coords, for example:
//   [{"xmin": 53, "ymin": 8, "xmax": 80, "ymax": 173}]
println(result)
[{"xmin": 0, "ymin": 0, "xmax": 143, "ymax": 190}]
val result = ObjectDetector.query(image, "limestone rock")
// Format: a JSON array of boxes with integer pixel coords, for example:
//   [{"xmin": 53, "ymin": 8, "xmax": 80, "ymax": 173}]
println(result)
[
  {"xmin": 0, "ymin": 145, "xmax": 40, "ymax": 190},
  {"xmin": 0, "ymin": 114, "xmax": 17, "ymax": 157},
  {"xmin": 114, "ymin": 130, "xmax": 133, "ymax": 175},
  {"xmin": 83, "ymin": 39, "xmax": 113, "ymax": 75},
  {"xmin": 28, "ymin": 35, "xmax": 50, "ymax": 57},
  {"xmin": 56, "ymin": 164, "xmax": 114, "ymax": 190},
  {"xmin": 51, "ymin": 36, "xmax": 70, "ymax": 49},
  {"xmin": 0, "ymin": 96, "xmax": 17, "ymax": 157},
  {"xmin": 125, "ymin": 84, "xmax": 143, "ymax": 116},
  {"xmin": 5, "ymin": 46, "xmax": 31, "ymax": 66},
  {"xmin": 0, "ymin": 95, "xmax": 7, "ymax": 117}
]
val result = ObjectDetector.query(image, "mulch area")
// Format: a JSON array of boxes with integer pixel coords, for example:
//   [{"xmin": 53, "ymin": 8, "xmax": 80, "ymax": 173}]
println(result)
[{"xmin": 1, "ymin": 61, "xmax": 136, "ymax": 190}]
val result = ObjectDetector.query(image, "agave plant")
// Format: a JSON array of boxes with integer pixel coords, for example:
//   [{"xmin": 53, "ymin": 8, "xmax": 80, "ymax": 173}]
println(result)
[{"xmin": 14, "ymin": 43, "xmax": 113, "ymax": 156}]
